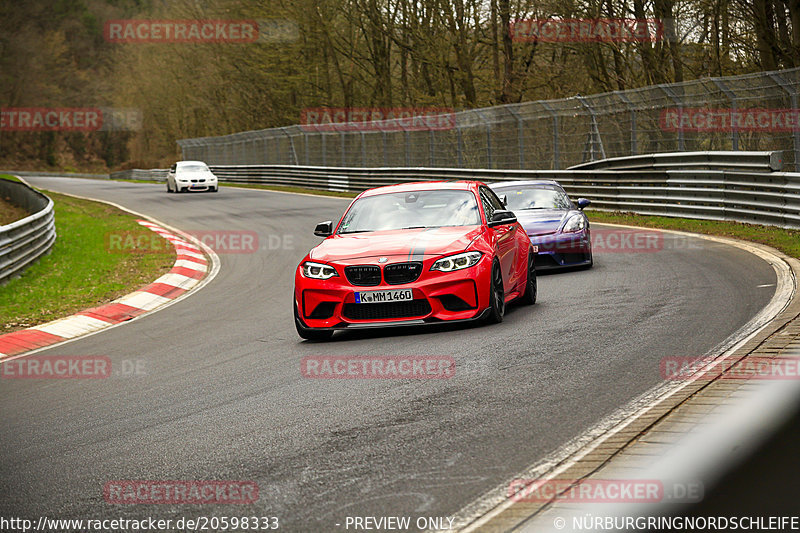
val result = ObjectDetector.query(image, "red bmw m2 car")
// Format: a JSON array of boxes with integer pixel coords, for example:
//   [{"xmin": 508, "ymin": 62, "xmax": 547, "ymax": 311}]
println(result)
[{"xmin": 293, "ymin": 181, "xmax": 536, "ymax": 340}]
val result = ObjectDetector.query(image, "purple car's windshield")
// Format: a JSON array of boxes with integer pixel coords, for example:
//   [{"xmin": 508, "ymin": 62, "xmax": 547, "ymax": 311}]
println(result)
[
  {"xmin": 496, "ymin": 186, "xmax": 571, "ymax": 210},
  {"xmin": 338, "ymin": 189, "xmax": 480, "ymax": 234}
]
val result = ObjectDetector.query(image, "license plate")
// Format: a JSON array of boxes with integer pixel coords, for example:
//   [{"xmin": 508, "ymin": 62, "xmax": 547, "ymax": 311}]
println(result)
[{"xmin": 354, "ymin": 289, "xmax": 413, "ymax": 304}]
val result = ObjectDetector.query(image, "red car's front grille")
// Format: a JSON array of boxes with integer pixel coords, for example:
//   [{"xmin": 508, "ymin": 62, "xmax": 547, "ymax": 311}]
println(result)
[
  {"xmin": 383, "ymin": 262, "xmax": 423, "ymax": 285},
  {"xmin": 344, "ymin": 265, "xmax": 381, "ymax": 286},
  {"xmin": 342, "ymin": 300, "xmax": 431, "ymax": 320}
]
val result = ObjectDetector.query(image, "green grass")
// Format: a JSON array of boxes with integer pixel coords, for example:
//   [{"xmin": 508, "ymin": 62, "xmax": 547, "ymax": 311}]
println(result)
[
  {"xmin": 587, "ymin": 210, "xmax": 800, "ymax": 260},
  {"xmin": 0, "ymin": 184, "xmax": 175, "ymax": 333}
]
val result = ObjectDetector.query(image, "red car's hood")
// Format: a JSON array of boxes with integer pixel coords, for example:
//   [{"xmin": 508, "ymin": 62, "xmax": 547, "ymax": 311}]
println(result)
[{"xmin": 310, "ymin": 226, "xmax": 484, "ymax": 263}]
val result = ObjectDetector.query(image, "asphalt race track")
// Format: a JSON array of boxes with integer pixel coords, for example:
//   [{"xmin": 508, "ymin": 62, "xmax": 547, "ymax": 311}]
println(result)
[{"xmin": 0, "ymin": 177, "xmax": 777, "ymax": 531}]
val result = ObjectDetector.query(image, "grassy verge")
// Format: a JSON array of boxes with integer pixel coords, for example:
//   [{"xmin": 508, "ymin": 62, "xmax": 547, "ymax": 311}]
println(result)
[
  {"xmin": 0, "ymin": 180, "xmax": 175, "ymax": 333},
  {"xmin": 587, "ymin": 210, "xmax": 800, "ymax": 260}
]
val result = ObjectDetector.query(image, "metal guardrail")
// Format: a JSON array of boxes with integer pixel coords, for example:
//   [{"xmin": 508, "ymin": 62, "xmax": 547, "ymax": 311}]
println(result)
[
  {"xmin": 569, "ymin": 150, "xmax": 784, "ymax": 172},
  {"xmin": 0, "ymin": 178, "xmax": 57, "ymax": 284},
  {"xmin": 114, "ymin": 169, "xmax": 168, "ymax": 181},
  {"xmin": 109, "ymin": 151, "xmax": 800, "ymax": 230}
]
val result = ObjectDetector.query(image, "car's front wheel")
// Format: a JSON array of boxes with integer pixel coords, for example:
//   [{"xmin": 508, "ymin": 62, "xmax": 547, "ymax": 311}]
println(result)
[
  {"xmin": 519, "ymin": 249, "xmax": 537, "ymax": 305},
  {"xmin": 294, "ymin": 301, "xmax": 334, "ymax": 341},
  {"xmin": 485, "ymin": 259, "xmax": 505, "ymax": 324}
]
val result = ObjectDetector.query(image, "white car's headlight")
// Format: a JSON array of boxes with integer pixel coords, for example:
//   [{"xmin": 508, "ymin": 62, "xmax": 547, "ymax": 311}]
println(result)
[
  {"xmin": 562, "ymin": 215, "xmax": 586, "ymax": 233},
  {"xmin": 301, "ymin": 261, "xmax": 338, "ymax": 279},
  {"xmin": 430, "ymin": 251, "xmax": 482, "ymax": 272}
]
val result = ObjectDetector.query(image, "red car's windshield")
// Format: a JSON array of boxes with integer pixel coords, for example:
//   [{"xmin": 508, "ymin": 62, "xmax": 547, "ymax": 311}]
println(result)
[{"xmin": 338, "ymin": 189, "xmax": 480, "ymax": 234}]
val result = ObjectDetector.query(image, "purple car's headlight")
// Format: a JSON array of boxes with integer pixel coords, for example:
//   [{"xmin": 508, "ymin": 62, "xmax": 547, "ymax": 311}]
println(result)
[{"xmin": 562, "ymin": 215, "xmax": 586, "ymax": 233}]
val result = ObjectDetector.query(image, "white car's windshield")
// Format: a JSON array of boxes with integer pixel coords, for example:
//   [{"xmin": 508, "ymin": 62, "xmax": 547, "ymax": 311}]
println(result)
[
  {"xmin": 179, "ymin": 164, "xmax": 209, "ymax": 172},
  {"xmin": 494, "ymin": 186, "xmax": 571, "ymax": 210},
  {"xmin": 338, "ymin": 190, "xmax": 480, "ymax": 234}
]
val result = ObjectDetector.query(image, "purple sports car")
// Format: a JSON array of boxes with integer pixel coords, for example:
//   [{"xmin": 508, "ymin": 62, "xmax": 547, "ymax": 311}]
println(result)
[{"xmin": 489, "ymin": 180, "xmax": 593, "ymax": 270}]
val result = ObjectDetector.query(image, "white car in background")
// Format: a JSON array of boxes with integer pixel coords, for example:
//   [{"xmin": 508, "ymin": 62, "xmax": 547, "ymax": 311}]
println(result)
[{"xmin": 166, "ymin": 161, "xmax": 219, "ymax": 193}]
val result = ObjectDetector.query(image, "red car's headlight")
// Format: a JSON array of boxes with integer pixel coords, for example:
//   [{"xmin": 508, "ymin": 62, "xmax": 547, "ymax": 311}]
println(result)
[
  {"xmin": 430, "ymin": 251, "xmax": 482, "ymax": 272},
  {"xmin": 301, "ymin": 261, "xmax": 338, "ymax": 279}
]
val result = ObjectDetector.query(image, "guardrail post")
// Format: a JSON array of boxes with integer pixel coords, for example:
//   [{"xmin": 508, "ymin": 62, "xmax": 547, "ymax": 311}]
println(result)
[
  {"xmin": 507, "ymin": 107, "xmax": 525, "ymax": 169},
  {"xmin": 711, "ymin": 78, "xmax": 739, "ymax": 151},
  {"xmin": 304, "ymin": 131, "xmax": 309, "ymax": 165},
  {"xmin": 404, "ymin": 130, "xmax": 410, "ymax": 167},
  {"xmin": 429, "ymin": 129, "xmax": 435, "ymax": 167},
  {"xmin": 340, "ymin": 129, "xmax": 346, "ymax": 167},
  {"xmin": 281, "ymin": 128, "xmax": 298, "ymax": 165},
  {"xmin": 477, "ymin": 111, "xmax": 493, "ymax": 168},
  {"xmin": 541, "ymin": 102, "xmax": 560, "ymax": 169},
  {"xmin": 769, "ymin": 72, "xmax": 800, "ymax": 172},
  {"xmin": 615, "ymin": 91, "xmax": 637, "ymax": 155},
  {"xmin": 660, "ymin": 84, "xmax": 685, "ymax": 151},
  {"xmin": 576, "ymin": 96, "xmax": 606, "ymax": 162},
  {"xmin": 457, "ymin": 125, "xmax": 464, "ymax": 167},
  {"xmin": 361, "ymin": 132, "xmax": 367, "ymax": 167}
]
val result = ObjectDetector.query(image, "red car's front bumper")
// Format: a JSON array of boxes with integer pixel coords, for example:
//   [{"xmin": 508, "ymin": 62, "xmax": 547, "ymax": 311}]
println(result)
[{"xmin": 294, "ymin": 256, "xmax": 493, "ymax": 330}]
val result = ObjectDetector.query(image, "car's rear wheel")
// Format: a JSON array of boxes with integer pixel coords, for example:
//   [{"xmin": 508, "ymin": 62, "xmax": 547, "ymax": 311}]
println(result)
[
  {"xmin": 519, "ymin": 249, "xmax": 537, "ymax": 305},
  {"xmin": 485, "ymin": 260, "xmax": 505, "ymax": 324},
  {"xmin": 294, "ymin": 301, "xmax": 334, "ymax": 341},
  {"xmin": 166, "ymin": 181, "xmax": 173, "ymax": 193}
]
